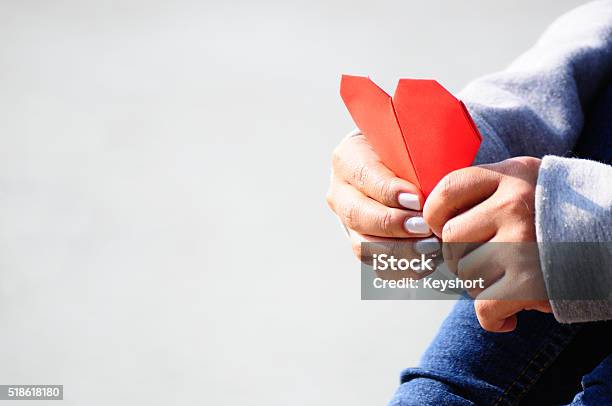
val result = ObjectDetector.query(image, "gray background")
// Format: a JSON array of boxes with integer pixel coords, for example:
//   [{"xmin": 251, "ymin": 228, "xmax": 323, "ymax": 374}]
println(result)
[{"xmin": 0, "ymin": 0, "xmax": 587, "ymax": 404}]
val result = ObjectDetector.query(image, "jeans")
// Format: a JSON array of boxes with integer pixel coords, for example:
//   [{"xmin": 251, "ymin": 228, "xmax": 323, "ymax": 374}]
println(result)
[
  {"xmin": 389, "ymin": 298, "xmax": 612, "ymax": 405},
  {"xmin": 390, "ymin": 85, "xmax": 612, "ymax": 405}
]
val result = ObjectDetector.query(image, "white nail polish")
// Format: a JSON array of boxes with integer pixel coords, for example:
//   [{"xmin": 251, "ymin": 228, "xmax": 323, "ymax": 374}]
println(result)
[
  {"xmin": 414, "ymin": 237, "xmax": 440, "ymax": 255},
  {"xmin": 404, "ymin": 217, "xmax": 431, "ymax": 234},
  {"xmin": 398, "ymin": 193, "xmax": 421, "ymax": 211}
]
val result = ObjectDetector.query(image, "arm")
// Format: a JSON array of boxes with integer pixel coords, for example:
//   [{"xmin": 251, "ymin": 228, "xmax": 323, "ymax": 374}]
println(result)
[
  {"xmin": 326, "ymin": 1, "xmax": 612, "ymax": 311},
  {"xmin": 459, "ymin": 0, "xmax": 612, "ymax": 164},
  {"xmin": 457, "ymin": 1, "xmax": 612, "ymax": 323}
]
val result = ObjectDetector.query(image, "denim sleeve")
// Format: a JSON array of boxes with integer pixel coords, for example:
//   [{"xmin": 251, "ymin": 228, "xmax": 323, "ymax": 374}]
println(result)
[{"xmin": 457, "ymin": 1, "xmax": 612, "ymax": 322}]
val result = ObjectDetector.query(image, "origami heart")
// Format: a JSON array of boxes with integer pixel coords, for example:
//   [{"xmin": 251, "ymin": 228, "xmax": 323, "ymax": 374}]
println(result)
[{"xmin": 340, "ymin": 75, "xmax": 482, "ymax": 198}]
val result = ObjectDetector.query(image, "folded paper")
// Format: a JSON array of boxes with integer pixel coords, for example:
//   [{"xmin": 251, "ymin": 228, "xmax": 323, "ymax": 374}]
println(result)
[{"xmin": 340, "ymin": 75, "xmax": 482, "ymax": 198}]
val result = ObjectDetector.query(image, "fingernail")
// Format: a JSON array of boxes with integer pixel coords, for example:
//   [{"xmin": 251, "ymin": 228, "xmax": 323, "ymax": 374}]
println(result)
[
  {"xmin": 414, "ymin": 237, "xmax": 440, "ymax": 255},
  {"xmin": 404, "ymin": 217, "xmax": 430, "ymax": 234},
  {"xmin": 398, "ymin": 193, "xmax": 421, "ymax": 211}
]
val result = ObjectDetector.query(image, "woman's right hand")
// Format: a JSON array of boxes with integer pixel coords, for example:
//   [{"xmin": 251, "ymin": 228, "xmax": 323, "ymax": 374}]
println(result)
[{"xmin": 326, "ymin": 131, "xmax": 435, "ymax": 260}]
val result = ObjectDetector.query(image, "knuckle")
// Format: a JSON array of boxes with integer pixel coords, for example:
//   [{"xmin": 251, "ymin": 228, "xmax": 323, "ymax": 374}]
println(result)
[
  {"xmin": 441, "ymin": 220, "xmax": 457, "ymax": 242},
  {"xmin": 499, "ymin": 191, "xmax": 534, "ymax": 217},
  {"xmin": 353, "ymin": 164, "xmax": 369, "ymax": 189},
  {"xmin": 494, "ymin": 158, "xmax": 515, "ymax": 175},
  {"xmin": 342, "ymin": 202, "xmax": 360, "ymax": 230},
  {"xmin": 517, "ymin": 189, "xmax": 535, "ymax": 212},
  {"xmin": 378, "ymin": 210, "xmax": 395, "ymax": 235},
  {"xmin": 375, "ymin": 178, "xmax": 395, "ymax": 204},
  {"xmin": 504, "ymin": 156, "xmax": 540, "ymax": 178},
  {"xmin": 440, "ymin": 172, "xmax": 458, "ymax": 201}
]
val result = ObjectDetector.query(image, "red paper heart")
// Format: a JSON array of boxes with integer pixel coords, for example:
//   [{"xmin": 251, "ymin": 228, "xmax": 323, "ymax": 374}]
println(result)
[{"xmin": 340, "ymin": 75, "xmax": 482, "ymax": 198}]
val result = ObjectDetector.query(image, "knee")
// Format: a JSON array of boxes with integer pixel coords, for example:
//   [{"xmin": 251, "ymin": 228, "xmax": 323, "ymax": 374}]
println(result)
[{"xmin": 389, "ymin": 370, "xmax": 475, "ymax": 406}]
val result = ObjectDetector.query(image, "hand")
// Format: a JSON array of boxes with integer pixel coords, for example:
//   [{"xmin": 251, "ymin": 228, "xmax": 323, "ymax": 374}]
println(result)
[
  {"xmin": 423, "ymin": 157, "xmax": 552, "ymax": 332},
  {"xmin": 326, "ymin": 132, "xmax": 433, "ymax": 261}
]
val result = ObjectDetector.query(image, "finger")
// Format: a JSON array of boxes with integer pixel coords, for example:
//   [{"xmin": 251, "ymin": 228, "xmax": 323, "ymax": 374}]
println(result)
[
  {"xmin": 484, "ymin": 239, "xmax": 547, "ymax": 301},
  {"xmin": 350, "ymin": 231, "xmax": 418, "ymax": 265},
  {"xmin": 336, "ymin": 183, "xmax": 431, "ymax": 238},
  {"xmin": 333, "ymin": 135, "xmax": 424, "ymax": 209},
  {"xmin": 423, "ymin": 165, "xmax": 503, "ymax": 237},
  {"xmin": 439, "ymin": 199, "xmax": 499, "ymax": 244},
  {"xmin": 473, "ymin": 298, "xmax": 521, "ymax": 333},
  {"xmin": 349, "ymin": 232, "xmax": 437, "ymax": 279},
  {"xmin": 474, "ymin": 275, "xmax": 538, "ymax": 332},
  {"xmin": 438, "ymin": 199, "xmax": 499, "ymax": 274},
  {"xmin": 456, "ymin": 243, "xmax": 505, "ymax": 297}
]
